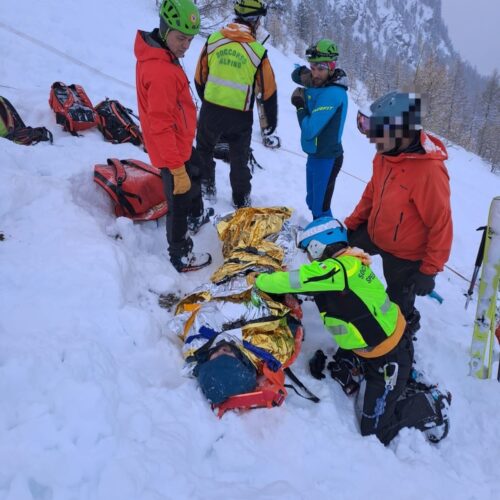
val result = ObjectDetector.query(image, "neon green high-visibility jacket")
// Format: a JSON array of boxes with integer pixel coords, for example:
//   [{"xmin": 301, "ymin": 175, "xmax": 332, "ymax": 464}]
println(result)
[
  {"xmin": 255, "ymin": 254, "xmax": 400, "ymax": 351},
  {"xmin": 203, "ymin": 31, "xmax": 266, "ymax": 111}
]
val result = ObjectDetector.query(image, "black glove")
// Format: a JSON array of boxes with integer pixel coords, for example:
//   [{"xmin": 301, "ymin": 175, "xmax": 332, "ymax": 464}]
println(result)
[
  {"xmin": 327, "ymin": 349, "xmax": 360, "ymax": 395},
  {"xmin": 309, "ymin": 349, "xmax": 327, "ymax": 380},
  {"xmin": 407, "ymin": 271, "xmax": 436, "ymax": 296},
  {"xmin": 262, "ymin": 124, "xmax": 276, "ymax": 136},
  {"xmin": 291, "ymin": 87, "xmax": 305, "ymax": 109}
]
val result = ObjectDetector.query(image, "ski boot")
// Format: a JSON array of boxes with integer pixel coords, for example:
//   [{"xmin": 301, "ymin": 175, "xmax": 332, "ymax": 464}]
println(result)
[
  {"xmin": 232, "ymin": 193, "xmax": 251, "ymax": 209},
  {"xmin": 201, "ymin": 180, "xmax": 217, "ymax": 203},
  {"xmin": 405, "ymin": 308, "xmax": 421, "ymax": 339},
  {"xmin": 170, "ymin": 251, "xmax": 212, "ymax": 273},
  {"xmin": 187, "ymin": 207, "xmax": 214, "ymax": 235},
  {"xmin": 262, "ymin": 133, "xmax": 281, "ymax": 149},
  {"xmin": 422, "ymin": 390, "xmax": 452, "ymax": 443}
]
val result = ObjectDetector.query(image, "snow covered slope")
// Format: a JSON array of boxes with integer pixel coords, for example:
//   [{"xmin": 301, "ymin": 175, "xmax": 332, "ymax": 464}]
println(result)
[{"xmin": 1, "ymin": 1, "xmax": 500, "ymax": 499}]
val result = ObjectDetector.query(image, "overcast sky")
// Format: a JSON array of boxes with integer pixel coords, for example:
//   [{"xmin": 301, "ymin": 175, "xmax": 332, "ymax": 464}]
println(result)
[{"xmin": 441, "ymin": 0, "xmax": 499, "ymax": 77}]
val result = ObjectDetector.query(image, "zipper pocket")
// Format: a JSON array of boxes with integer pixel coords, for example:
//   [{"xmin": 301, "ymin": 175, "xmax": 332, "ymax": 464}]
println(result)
[
  {"xmin": 393, "ymin": 212, "xmax": 404, "ymax": 241},
  {"xmin": 177, "ymin": 101, "xmax": 188, "ymax": 129}
]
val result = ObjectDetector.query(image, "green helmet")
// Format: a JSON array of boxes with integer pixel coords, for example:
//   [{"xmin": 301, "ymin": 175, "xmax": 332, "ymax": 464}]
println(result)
[
  {"xmin": 234, "ymin": 0, "xmax": 268, "ymax": 18},
  {"xmin": 159, "ymin": 0, "xmax": 200, "ymax": 37},
  {"xmin": 306, "ymin": 39, "xmax": 339, "ymax": 62}
]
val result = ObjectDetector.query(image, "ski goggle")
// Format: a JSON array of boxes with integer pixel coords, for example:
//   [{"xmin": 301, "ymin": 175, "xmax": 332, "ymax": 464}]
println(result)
[
  {"xmin": 310, "ymin": 61, "xmax": 336, "ymax": 72},
  {"xmin": 356, "ymin": 111, "xmax": 393, "ymax": 138},
  {"xmin": 305, "ymin": 46, "xmax": 338, "ymax": 62},
  {"xmin": 356, "ymin": 110, "xmax": 370, "ymax": 136}
]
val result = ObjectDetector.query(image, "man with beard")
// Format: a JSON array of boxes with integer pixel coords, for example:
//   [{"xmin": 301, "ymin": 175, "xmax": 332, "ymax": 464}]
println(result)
[{"xmin": 290, "ymin": 39, "xmax": 348, "ymax": 219}]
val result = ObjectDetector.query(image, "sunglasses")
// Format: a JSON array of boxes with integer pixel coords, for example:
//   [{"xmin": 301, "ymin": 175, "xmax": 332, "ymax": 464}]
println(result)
[{"xmin": 310, "ymin": 61, "xmax": 336, "ymax": 72}]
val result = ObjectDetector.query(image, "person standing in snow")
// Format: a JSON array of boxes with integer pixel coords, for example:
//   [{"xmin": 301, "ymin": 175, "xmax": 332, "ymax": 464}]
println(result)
[
  {"xmin": 134, "ymin": 0, "xmax": 213, "ymax": 273},
  {"xmin": 255, "ymin": 217, "xmax": 451, "ymax": 444},
  {"xmin": 346, "ymin": 92, "xmax": 453, "ymax": 335},
  {"xmin": 194, "ymin": 0, "xmax": 278, "ymax": 208},
  {"xmin": 290, "ymin": 39, "xmax": 348, "ymax": 219}
]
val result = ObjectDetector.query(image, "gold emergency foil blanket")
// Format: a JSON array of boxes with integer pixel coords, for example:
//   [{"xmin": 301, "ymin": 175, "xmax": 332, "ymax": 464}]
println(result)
[{"xmin": 212, "ymin": 207, "xmax": 292, "ymax": 283}]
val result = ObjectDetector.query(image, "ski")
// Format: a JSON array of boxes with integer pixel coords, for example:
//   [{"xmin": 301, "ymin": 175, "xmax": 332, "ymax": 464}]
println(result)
[
  {"xmin": 256, "ymin": 94, "xmax": 281, "ymax": 149},
  {"xmin": 469, "ymin": 196, "xmax": 500, "ymax": 379}
]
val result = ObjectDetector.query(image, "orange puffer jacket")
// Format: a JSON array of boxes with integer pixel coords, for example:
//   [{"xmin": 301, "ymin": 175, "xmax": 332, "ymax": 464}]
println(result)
[
  {"xmin": 344, "ymin": 131, "xmax": 453, "ymax": 275},
  {"xmin": 134, "ymin": 30, "xmax": 196, "ymax": 169}
]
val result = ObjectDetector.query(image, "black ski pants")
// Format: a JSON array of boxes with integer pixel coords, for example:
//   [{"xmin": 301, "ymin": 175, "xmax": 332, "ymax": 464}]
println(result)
[
  {"xmin": 196, "ymin": 101, "xmax": 253, "ymax": 201},
  {"xmin": 354, "ymin": 333, "xmax": 437, "ymax": 445},
  {"xmin": 161, "ymin": 148, "xmax": 203, "ymax": 259},
  {"xmin": 347, "ymin": 223, "xmax": 421, "ymax": 319}
]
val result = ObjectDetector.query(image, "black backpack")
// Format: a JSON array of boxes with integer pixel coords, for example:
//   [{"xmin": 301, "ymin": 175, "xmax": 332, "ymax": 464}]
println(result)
[
  {"xmin": 0, "ymin": 96, "xmax": 53, "ymax": 145},
  {"xmin": 95, "ymin": 99, "xmax": 143, "ymax": 146}
]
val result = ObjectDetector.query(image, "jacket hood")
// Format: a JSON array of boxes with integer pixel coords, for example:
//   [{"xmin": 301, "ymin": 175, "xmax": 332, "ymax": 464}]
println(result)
[
  {"xmin": 220, "ymin": 23, "xmax": 256, "ymax": 43},
  {"xmin": 134, "ymin": 29, "xmax": 175, "ymax": 64},
  {"xmin": 383, "ymin": 131, "xmax": 448, "ymax": 163}
]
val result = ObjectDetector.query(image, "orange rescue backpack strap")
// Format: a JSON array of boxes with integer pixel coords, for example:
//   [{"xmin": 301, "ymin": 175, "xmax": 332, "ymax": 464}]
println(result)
[
  {"xmin": 93, "ymin": 158, "xmax": 168, "ymax": 221},
  {"xmin": 213, "ymin": 364, "xmax": 288, "ymax": 418}
]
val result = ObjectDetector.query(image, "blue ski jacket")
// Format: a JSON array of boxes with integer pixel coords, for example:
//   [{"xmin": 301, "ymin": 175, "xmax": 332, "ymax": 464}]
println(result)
[{"xmin": 292, "ymin": 67, "xmax": 348, "ymax": 158}]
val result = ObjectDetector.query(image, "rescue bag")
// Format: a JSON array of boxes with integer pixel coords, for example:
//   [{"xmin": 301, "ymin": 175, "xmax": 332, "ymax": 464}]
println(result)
[
  {"xmin": 93, "ymin": 158, "xmax": 167, "ymax": 221},
  {"xmin": 95, "ymin": 99, "xmax": 144, "ymax": 146},
  {"xmin": 0, "ymin": 96, "xmax": 53, "ymax": 145},
  {"xmin": 49, "ymin": 82, "xmax": 98, "ymax": 135}
]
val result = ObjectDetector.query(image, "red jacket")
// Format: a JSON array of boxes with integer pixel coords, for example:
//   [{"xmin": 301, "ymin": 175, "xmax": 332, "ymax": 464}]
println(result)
[
  {"xmin": 344, "ymin": 132, "xmax": 453, "ymax": 275},
  {"xmin": 134, "ymin": 30, "xmax": 196, "ymax": 169}
]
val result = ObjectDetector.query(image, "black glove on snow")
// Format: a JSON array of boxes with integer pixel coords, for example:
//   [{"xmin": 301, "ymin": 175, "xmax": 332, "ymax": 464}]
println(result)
[
  {"xmin": 309, "ymin": 349, "xmax": 327, "ymax": 379},
  {"xmin": 407, "ymin": 271, "xmax": 436, "ymax": 296},
  {"xmin": 291, "ymin": 87, "xmax": 305, "ymax": 109}
]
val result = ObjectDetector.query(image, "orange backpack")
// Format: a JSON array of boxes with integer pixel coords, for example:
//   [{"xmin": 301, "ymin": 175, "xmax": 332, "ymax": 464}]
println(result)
[
  {"xmin": 94, "ymin": 158, "xmax": 167, "ymax": 221},
  {"xmin": 49, "ymin": 82, "xmax": 99, "ymax": 135}
]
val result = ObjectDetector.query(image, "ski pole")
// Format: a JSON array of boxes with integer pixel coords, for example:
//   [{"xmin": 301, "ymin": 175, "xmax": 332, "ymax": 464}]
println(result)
[{"xmin": 465, "ymin": 226, "xmax": 487, "ymax": 309}]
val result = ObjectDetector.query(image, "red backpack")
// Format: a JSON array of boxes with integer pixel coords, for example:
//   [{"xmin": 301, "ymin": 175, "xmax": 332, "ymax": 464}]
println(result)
[
  {"xmin": 94, "ymin": 158, "xmax": 168, "ymax": 221},
  {"xmin": 49, "ymin": 82, "xmax": 99, "ymax": 135}
]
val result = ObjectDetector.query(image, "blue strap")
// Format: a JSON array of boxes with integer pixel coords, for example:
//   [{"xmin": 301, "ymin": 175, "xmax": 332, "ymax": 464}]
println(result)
[
  {"xmin": 186, "ymin": 325, "xmax": 282, "ymax": 372},
  {"xmin": 185, "ymin": 325, "xmax": 218, "ymax": 345},
  {"xmin": 243, "ymin": 340, "xmax": 282, "ymax": 372}
]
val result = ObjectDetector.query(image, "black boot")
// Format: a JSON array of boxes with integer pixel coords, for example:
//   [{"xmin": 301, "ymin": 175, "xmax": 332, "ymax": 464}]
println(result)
[
  {"xmin": 232, "ymin": 192, "xmax": 251, "ymax": 209},
  {"xmin": 201, "ymin": 180, "xmax": 217, "ymax": 202},
  {"xmin": 405, "ymin": 308, "xmax": 421, "ymax": 338},
  {"xmin": 420, "ymin": 391, "xmax": 451, "ymax": 443},
  {"xmin": 187, "ymin": 207, "xmax": 214, "ymax": 235},
  {"xmin": 170, "ymin": 251, "xmax": 212, "ymax": 273}
]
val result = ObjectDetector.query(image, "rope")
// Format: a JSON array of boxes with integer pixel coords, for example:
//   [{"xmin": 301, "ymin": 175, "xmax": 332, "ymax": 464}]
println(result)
[
  {"xmin": 1, "ymin": 20, "xmax": 471, "ymax": 285},
  {"xmin": 0, "ymin": 22, "xmax": 135, "ymax": 90}
]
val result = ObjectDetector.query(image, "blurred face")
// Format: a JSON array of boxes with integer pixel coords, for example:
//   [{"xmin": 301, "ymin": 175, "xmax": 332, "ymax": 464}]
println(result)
[
  {"xmin": 166, "ymin": 30, "xmax": 194, "ymax": 58},
  {"xmin": 369, "ymin": 128, "xmax": 413, "ymax": 153}
]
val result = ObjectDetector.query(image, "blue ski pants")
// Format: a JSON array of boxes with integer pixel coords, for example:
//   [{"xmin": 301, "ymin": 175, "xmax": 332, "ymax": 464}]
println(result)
[{"xmin": 306, "ymin": 155, "xmax": 343, "ymax": 219}]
